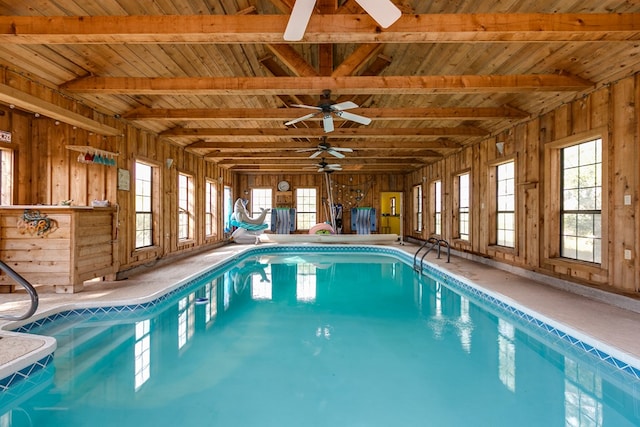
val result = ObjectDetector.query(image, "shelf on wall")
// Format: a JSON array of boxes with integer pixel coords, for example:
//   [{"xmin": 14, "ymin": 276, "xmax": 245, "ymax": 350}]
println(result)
[
  {"xmin": 66, "ymin": 145, "xmax": 119, "ymax": 166},
  {"xmin": 65, "ymin": 145, "xmax": 119, "ymax": 157}
]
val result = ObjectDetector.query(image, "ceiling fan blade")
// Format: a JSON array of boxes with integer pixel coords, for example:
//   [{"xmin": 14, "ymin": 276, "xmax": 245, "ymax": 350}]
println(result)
[
  {"xmin": 335, "ymin": 110, "xmax": 372, "ymax": 125},
  {"xmin": 310, "ymin": 150, "xmax": 322, "ymax": 158},
  {"xmin": 327, "ymin": 149, "xmax": 346, "ymax": 159},
  {"xmin": 355, "ymin": 0, "xmax": 401, "ymax": 28},
  {"xmin": 284, "ymin": 0, "xmax": 317, "ymax": 41},
  {"xmin": 332, "ymin": 147, "xmax": 353, "ymax": 153},
  {"xmin": 290, "ymin": 104, "xmax": 322, "ymax": 110},
  {"xmin": 285, "ymin": 111, "xmax": 319, "ymax": 126},
  {"xmin": 322, "ymin": 114, "xmax": 334, "ymax": 133},
  {"xmin": 331, "ymin": 101, "xmax": 358, "ymax": 111}
]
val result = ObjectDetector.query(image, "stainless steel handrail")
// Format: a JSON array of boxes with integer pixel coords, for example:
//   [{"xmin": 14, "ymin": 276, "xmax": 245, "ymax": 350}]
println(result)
[
  {"xmin": 413, "ymin": 237, "xmax": 451, "ymax": 273},
  {"xmin": 413, "ymin": 236, "xmax": 438, "ymax": 272},
  {"xmin": 0, "ymin": 260, "xmax": 39, "ymax": 321}
]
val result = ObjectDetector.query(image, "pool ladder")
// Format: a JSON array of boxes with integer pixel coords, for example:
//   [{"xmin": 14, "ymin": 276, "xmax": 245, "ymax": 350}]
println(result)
[
  {"xmin": 413, "ymin": 237, "xmax": 450, "ymax": 273},
  {"xmin": 0, "ymin": 260, "xmax": 39, "ymax": 321}
]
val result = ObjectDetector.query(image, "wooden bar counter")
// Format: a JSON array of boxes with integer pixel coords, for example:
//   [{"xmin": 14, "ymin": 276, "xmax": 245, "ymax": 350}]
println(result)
[{"xmin": 0, "ymin": 205, "xmax": 119, "ymax": 293}]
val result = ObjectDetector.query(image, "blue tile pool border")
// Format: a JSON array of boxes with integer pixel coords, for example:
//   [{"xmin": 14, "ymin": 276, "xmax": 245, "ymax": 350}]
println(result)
[{"xmin": 3, "ymin": 244, "xmax": 640, "ymax": 391}]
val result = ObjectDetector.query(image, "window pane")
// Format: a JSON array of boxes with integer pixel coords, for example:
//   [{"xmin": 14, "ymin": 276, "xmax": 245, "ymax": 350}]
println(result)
[
  {"xmin": 496, "ymin": 162, "xmax": 515, "ymax": 248},
  {"xmin": 296, "ymin": 188, "xmax": 316, "ymax": 230},
  {"xmin": 560, "ymin": 139, "xmax": 602, "ymax": 264},
  {"xmin": 135, "ymin": 162, "xmax": 154, "ymax": 249},
  {"xmin": 434, "ymin": 180, "xmax": 441, "ymax": 235},
  {"xmin": 178, "ymin": 173, "xmax": 193, "ymax": 240},
  {"xmin": 458, "ymin": 173, "xmax": 469, "ymax": 240},
  {"xmin": 252, "ymin": 189, "xmax": 272, "ymax": 226},
  {"xmin": 413, "ymin": 185, "xmax": 422, "ymax": 232},
  {"xmin": 205, "ymin": 181, "xmax": 217, "ymax": 237}
]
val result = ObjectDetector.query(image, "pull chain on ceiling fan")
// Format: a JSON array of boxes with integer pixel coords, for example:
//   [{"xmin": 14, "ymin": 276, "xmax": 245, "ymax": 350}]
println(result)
[{"xmin": 283, "ymin": 0, "xmax": 402, "ymax": 41}]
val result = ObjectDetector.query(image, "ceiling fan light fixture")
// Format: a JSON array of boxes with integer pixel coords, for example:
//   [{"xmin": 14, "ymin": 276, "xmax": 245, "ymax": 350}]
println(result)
[
  {"xmin": 354, "ymin": 0, "xmax": 401, "ymax": 28},
  {"xmin": 283, "ymin": 0, "xmax": 317, "ymax": 41}
]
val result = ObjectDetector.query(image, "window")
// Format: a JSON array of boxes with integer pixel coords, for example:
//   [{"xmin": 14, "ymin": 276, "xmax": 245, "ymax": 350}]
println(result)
[
  {"xmin": 205, "ymin": 180, "xmax": 218, "ymax": 237},
  {"xmin": 457, "ymin": 173, "xmax": 470, "ymax": 240},
  {"xmin": 177, "ymin": 294, "xmax": 195, "ymax": 350},
  {"xmin": 135, "ymin": 162, "xmax": 154, "ymax": 248},
  {"xmin": 0, "ymin": 149, "xmax": 13, "ymax": 205},
  {"xmin": 251, "ymin": 188, "xmax": 272, "ymax": 226},
  {"xmin": 134, "ymin": 320, "xmax": 151, "ymax": 391},
  {"xmin": 223, "ymin": 185, "xmax": 233, "ymax": 234},
  {"xmin": 412, "ymin": 184, "xmax": 423, "ymax": 232},
  {"xmin": 178, "ymin": 173, "xmax": 194, "ymax": 240},
  {"xmin": 296, "ymin": 188, "xmax": 316, "ymax": 230},
  {"xmin": 496, "ymin": 162, "xmax": 515, "ymax": 247},
  {"xmin": 561, "ymin": 138, "xmax": 602, "ymax": 263},
  {"xmin": 433, "ymin": 180, "xmax": 442, "ymax": 235}
]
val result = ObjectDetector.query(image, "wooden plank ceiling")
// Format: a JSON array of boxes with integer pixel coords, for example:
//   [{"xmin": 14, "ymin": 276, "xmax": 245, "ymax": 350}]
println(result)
[{"xmin": 0, "ymin": 0, "xmax": 639, "ymax": 173}]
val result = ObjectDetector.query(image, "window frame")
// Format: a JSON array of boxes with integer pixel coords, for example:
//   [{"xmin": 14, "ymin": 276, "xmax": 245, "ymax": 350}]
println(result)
[
  {"xmin": 544, "ymin": 128, "xmax": 608, "ymax": 271},
  {"xmin": 295, "ymin": 187, "xmax": 317, "ymax": 231},
  {"xmin": 204, "ymin": 179, "xmax": 218, "ymax": 238},
  {"xmin": 453, "ymin": 171, "xmax": 471, "ymax": 241},
  {"xmin": 0, "ymin": 147, "xmax": 14, "ymax": 205},
  {"xmin": 488, "ymin": 159, "xmax": 516, "ymax": 249},
  {"xmin": 251, "ymin": 188, "xmax": 273, "ymax": 226},
  {"xmin": 412, "ymin": 184, "xmax": 423, "ymax": 233},
  {"xmin": 430, "ymin": 179, "xmax": 442, "ymax": 236},
  {"xmin": 134, "ymin": 160, "xmax": 160, "ymax": 250},
  {"xmin": 178, "ymin": 172, "xmax": 195, "ymax": 241}
]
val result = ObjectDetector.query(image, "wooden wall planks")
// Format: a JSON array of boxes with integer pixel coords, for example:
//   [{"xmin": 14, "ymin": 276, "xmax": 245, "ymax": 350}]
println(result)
[{"xmin": 408, "ymin": 73, "xmax": 640, "ymax": 294}]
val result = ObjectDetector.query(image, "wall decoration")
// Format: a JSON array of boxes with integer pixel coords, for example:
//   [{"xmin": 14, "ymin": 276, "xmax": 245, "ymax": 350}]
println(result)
[
  {"xmin": 117, "ymin": 168, "xmax": 130, "ymax": 191},
  {"xmin": 16, "ymin": 209, "xmax": 57, "ymax": 236}
]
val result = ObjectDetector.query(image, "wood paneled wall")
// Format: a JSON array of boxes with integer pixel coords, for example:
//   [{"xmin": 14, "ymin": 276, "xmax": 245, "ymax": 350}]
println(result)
[
  {"xmin": 236, "ymin": 173, "xmax": 405, "ymax": 234},
  {"xmin": 3, "ymin": 66, "xmax": 639, "ymax": 295},
  {"xmin": 0, "ymin": 70, "xmax": 229, "ymax": 275},
  {"xmin": 407, "ymin": 73, "xmax": 640, "ymax": 294}
]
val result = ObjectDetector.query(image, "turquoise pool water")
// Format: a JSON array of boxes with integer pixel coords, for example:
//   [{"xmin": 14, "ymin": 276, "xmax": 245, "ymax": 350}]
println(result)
[{"xmin": 1, "ymin": 248, "xmax": 640, "ymax": 426}]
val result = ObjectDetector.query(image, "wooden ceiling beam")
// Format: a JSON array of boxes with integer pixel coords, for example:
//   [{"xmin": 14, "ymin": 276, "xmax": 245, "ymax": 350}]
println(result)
[
  {"xmin": 0, "ymin": 83, "xmax": 121, "ymax": 136},
  {"xmin": 163, "ymin": 126, "xmax": 488, "ymax": 138},
  {"xmin": 2, "ymin": 14, "xmax": 639, "ymax": 44},
  {"xmin": 189, "ymin": 139, "xmax": 461, "ymax": 150},
  {"xmin": 62, "ymin": 75, "xmax": 592, "ymax": 95},
  {"xmin": 217, "ymin": 158, "xmax": 426, "ymax": 165},
  {"xmin": 125, "ymin": 106, "xmax": 526, "ymax": 121},
  {"xmin": 332, "ymin": 44, "xmax": 383, "ymax": 78},
  {"xmin": 264, "ymin": 44, "xmax": 320, "ymax": 77},
  {"xmin": 204, "ymin": 150, "xmax": 442, "ymax": 159}
]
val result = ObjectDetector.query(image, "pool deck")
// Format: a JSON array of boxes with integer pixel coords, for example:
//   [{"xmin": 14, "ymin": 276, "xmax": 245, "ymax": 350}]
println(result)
[{"xmin": 2, "ymin": 242, "xmax": 640, "ymax": 384}]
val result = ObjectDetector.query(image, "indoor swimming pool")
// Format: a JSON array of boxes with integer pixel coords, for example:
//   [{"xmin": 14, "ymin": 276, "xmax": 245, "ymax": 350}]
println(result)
[{"xmin": 1, "ymin": 246, "xmax": 639, "ymax": 426}]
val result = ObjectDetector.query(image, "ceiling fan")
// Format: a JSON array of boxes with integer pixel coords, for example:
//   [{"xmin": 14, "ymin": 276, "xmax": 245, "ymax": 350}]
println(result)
[
  {"xmin": 284, "ymin": 0, "xmax": 402, "ymax": 41},
  {"xmin": 304, "ymin": 158, "xmax": 343, "ymax": 173},
  {"xmin": 285, "ymin": 89, "xmax": 371, "ymax": 133},
  {"xmin": 297, "ymin": 137, "xmax": 353, "ymax": 159}
]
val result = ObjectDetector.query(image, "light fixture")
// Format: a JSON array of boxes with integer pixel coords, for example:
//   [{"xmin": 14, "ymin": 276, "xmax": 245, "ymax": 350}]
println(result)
[
  {"xmin": 496, "ymin": 142, "xmax": 505, "ymax": 155},
  {"xmin": 165, "ymin": 158, "xmax": 174, "ymax": 169},
  {"xmin": 34, "ymin": 113, "xmax": 40, "ymax": 117},
  {"xmin": 9, "ymin": 104, "xmax": 15, "ymax": 109}
]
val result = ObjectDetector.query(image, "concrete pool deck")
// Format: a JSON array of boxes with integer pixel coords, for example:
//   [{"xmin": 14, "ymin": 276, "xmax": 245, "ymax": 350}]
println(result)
[{"xmin": 2, "ymin": 242, "xmax": 640, "ymax": 385}]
